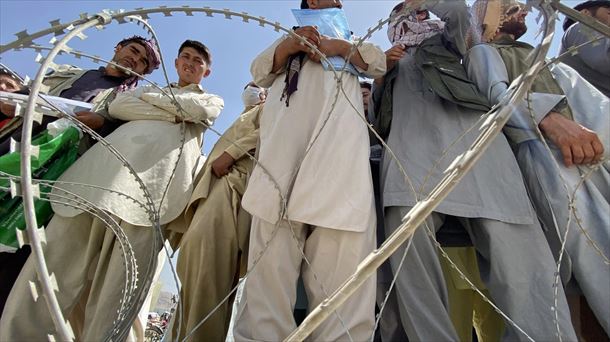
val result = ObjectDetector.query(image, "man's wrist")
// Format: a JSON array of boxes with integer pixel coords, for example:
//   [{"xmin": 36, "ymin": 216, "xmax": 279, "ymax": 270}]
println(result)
[{"xmin": 338, "ymin": 39, "xmax": 352, "ymax": 59}]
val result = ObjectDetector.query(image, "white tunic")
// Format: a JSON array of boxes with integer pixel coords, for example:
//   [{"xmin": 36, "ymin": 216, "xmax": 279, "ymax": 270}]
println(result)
[
  {"xmin": 241, "ymin": 36, "xmax": 386, "ymax": 232},
  {"xmin": 51, "ymin": 83, "xmax": 224, "ymax": 226}
]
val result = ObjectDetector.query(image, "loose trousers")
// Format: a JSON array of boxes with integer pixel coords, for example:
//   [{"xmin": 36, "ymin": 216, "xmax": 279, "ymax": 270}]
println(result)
[
  {"xmin": 517, "ymin": 143, "xmax": 610, "ymax": 335},
  {"xmin": 439, "ymin": 246, "xmax": 505, "ymax": 342},
  {"xmin": 170, "ymin": 169, "xmax": 251, "ymax": 342},
  {"xmin": 385, "ymin": 206, "xmax": 577, "ymax": 341},
  {"xmin": 0, "ymin": 213, "xmax": 161, "ymax": 341},
  {"xmin": 233, "ymin": 217, "xmax": 376, "ymax": 341}
]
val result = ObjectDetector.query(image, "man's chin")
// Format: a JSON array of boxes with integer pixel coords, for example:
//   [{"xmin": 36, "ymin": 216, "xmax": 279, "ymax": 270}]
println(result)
[{"xmin": 501, "ymin": 21, "xmax": 527, "ymax": 40}]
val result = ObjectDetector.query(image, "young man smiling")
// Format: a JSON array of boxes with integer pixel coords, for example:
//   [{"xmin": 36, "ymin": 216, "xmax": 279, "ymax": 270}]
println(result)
[
  {"xmin": 0, "ymin": 39, "xmax": 223, "ymax": 341},
  {"xmin": 0, "ymin": 35, "xmax": 160, "ymax": 155}
]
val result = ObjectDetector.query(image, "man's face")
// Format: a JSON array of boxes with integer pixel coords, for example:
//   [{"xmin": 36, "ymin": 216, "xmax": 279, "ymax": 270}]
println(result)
[
  {"xmin": 0, "ymin": 75, "xmax": 21, "ymax": 92},
  {"xmin": 591, "ymin": 6, "xmax": 610, "ymax": 26},
  {"xmin": 175, "ymin": 47, "xmax": 210, "ymax": 86},
  {"xmin": 308, "ymin": 0, "xmax": 342, "ymax": 10},
  {"xmin": 499, "ymin": 5, "xmax": 528, "ymax": 39},
  {"xmin": 361, "ymin": 87, "xmax": 371, "ymax": 113},
  {"xmin": 112, "ymin": 42, "xmax": 150, "ymax": 76}
]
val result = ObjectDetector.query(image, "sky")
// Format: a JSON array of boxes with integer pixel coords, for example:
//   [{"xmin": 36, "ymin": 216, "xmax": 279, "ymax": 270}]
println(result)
[
  {"xmin": 0, "ymin": 0, "xmax": 579, "ymax": 155},
  {"xmin": 0, "ymin": 0, "xmax": 585, "ymax": 294}
]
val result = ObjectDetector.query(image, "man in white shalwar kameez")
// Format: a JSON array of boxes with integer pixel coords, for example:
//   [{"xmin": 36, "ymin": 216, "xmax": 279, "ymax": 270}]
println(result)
[
  {"xmin": 467, "ymin": 0, "xmax": 610, "ymax": 335},
  {"xmin": 0, "ymin": 39, "xmax": 224, "ymax": 341},
  {"xmin": 232, "ymin": 0, "xmax": 386, "ymax": 340}
]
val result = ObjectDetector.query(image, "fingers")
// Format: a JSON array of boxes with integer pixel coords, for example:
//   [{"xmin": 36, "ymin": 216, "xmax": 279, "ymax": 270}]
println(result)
[
  {"xmin": 540, "ymin": 113, "xmax": 605, "ymax": 167},
  {"xmin": 385, "ymin": 45, "xmax": 406, "ymax": 69},
  {"xmin": 570, "ymin": 144, "xmax": 585, "ymax": 165},
  {"xmin": 592, "ymin": 139, "xmax": 605, "ymax": 162},
  {"xmin": 294, "ymin": 26, "xmax": 320, "ymax": 48},
  {"xmin": 386, "ymin": 44, "xmax": 406, "ymax": 60},
  {"xmin": 574, "ymin": 130, "xmax": 604, "ymax": 165},
  {"xmin": 580, "ymin": 142, "xmax": 595, "ymax": 165},
  {"xmin": 560, "ymin": 144, "xmax": 573, "ymax": 167}
]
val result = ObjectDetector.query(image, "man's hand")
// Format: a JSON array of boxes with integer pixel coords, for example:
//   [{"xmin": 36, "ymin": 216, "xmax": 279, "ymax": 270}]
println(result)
[
  {"xmin": 311, "ymin": 35, "xmax": 370, "ymax": 71},
  {"xmin": 385, "ymin": 44, "xmax": 406, "ymax": 71},
  {"xmin": 286, "ymin": 26, "xmax": 321, "ymax": 56},
  {"xmin": 211, "ymin": 152, "xmax": 236, "ymax": 178},
  {"xmin": 539, "ymin": 112, "xmax": 604, "ymax": 166},
  {"xmin": 74, "ymin": 111, "xmax": 105, "ymax": 130},
  {"xmin": 311, "ymin": 35, "xmax": 347, "ymax": 63},
  {"xmin": 0, "ymin": 101, "xmax": 16, "ymax": 118},
  {"xmin": 272, "ymin": 26, "xmax": 320, "ymax": 73}
]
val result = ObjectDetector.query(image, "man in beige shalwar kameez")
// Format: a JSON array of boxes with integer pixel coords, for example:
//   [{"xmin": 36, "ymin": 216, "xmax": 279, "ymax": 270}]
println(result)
[
  {"xmin": 0, "ymin": 39, "xmax": 224, "ymax": 341},
  {"xmin": 167, "ymin": 83, "xmax": 265, "ymax": 341}
]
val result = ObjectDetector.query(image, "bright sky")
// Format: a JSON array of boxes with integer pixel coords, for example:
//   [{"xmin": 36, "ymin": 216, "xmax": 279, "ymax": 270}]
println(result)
[
  {"xmin": 0, "ymin": 0, "xmax": 585, "ymax": 293},
  {"xmin": 0, "ymin": 0, "xmax": 581, "ymax": 154}
]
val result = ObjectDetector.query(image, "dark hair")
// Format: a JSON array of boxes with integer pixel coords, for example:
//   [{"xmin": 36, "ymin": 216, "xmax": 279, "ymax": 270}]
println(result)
[
  {"xmin": 301, "ymin": 0, "xmax": 309, "ymax": 9},
  {"xmin": 0, "ymin": 64, "xmax": 24, "ymax": 85},
  {"xmin": 244, "ymin": 81, "xmax": 261, "ymax": 90},
  {"xmin": 117, "ymin": 36, "xmax": 148, "ymax": 49},
  {"xmin": 563, "ymin": 0, "xmax": 610, "ymax": 31},
  {"xmin": 360, "ymin": 81, "xmax": 372, "ymax": 90},
  {"xmin": 178, "ymin": 40, "xmax": 212, "ymax": 65},
  {"xmin": 391, "ymin": 2, "xmax": 404, "ymax": 13}
]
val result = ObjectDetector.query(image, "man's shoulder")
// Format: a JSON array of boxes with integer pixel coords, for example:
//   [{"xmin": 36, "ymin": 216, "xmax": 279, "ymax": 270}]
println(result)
[
  {"xmin": 44, "ymin": 64, "xmax": 87, "ymax": 78},
  {"xmin": 563, "ymin": 22, "xmax": 604, "ymax": 43}
]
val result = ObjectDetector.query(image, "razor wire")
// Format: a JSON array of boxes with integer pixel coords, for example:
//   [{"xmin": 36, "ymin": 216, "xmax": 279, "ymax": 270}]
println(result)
[
  {"xmin": 285, "ymin": 0, "xmax": 609, "ymax": 340},
  {"xmin": 1, "ymin": 7, "xmax": 316, "ymax": 341},
  {"xmin": 0, "ymin": 1, "xmax": 608, "ymax": 341}
]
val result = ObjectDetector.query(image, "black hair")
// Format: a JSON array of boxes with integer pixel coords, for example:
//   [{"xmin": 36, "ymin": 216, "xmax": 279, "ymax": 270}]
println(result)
[
  {"xmin": 360, "ymin": 81, "xmax": 372, "ymax": 90},
  {"xmin": 301, "ymin": 0, "xmax": 309, "ymax": 9},
  {"xmin": 117, "ymin": 36, "xmax": 148, "ymax": 49},
  {"xmin": 178, "ymin": 39, "xmax": 212, "ymax": 65},
  {"xmin": 563, "ymin": 0, "xmax": 610, "ymax": 31},
  {"xmin": 244, "ymin": 81, "xmax": 261, "ymax": 90}
]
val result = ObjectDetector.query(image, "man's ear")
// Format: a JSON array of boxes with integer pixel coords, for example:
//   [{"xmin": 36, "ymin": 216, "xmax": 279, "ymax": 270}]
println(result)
[
  {"xmin": 307, "ymin": 0, "xmax": 318, "ymax": 9},
  {"xmin": 114, "ymin": 44, "xmax": 123, "ymax": 54},
  {"xmin": 203, "ymin": 69, "xmax": 211, "ymax": 78},
  {"xmin": 580, "ymin": 8, "xmax": 592, "ymax": 17},
  {"xmin": 175, "ymin": 58, "xmax": 179, "ymax": 70}
]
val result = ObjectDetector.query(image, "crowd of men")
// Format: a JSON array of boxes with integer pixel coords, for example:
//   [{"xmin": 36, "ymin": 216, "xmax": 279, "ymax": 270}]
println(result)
[{"xmin": 0, "ymin": 0, "xmax": 608, "ymax": 341}]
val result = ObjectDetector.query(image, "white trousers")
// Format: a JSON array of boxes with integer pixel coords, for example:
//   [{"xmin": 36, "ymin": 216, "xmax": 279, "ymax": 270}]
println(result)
[{"xmin": 233, "ymin": 217, "xmax": 376, "ymax": 341}]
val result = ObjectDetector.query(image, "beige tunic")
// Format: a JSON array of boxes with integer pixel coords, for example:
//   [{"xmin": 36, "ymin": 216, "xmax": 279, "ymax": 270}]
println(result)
[
  {"xmin": 50, "ymin": 83, "xmax": 224, "ymax": 226},
  {"xmin": 167, "ymin": 105, "xmax": 262, "ymax": 341},
  {"xmin": 241, "ymin": 36, "xmax": 386, "ymax": 232},
  {"xmin": 185, "ymin": 104, "xmax": 262, "ymax": 219}
]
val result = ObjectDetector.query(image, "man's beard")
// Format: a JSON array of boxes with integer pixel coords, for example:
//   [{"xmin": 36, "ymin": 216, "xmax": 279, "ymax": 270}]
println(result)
[{"xmin": 500, "ymin": 19, "xmax": 527, "ymax": 39}]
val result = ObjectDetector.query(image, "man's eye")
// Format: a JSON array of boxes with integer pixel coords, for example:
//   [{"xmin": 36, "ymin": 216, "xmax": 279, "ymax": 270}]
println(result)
[{"xmin": 505, "ymin": 6, "xmax": 521, "ymax": 16}]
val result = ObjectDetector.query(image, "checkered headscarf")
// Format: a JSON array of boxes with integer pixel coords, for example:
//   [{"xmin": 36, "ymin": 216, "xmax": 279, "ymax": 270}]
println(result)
[{"xmin": 387, "ymin": 3, "xmax": 445, "ymax": 47}]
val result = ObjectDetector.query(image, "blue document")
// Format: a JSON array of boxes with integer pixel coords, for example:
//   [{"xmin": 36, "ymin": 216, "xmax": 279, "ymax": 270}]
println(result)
[{"xmin": 292, "ymin": 8, "xmax": 361, "ymax": 76}]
